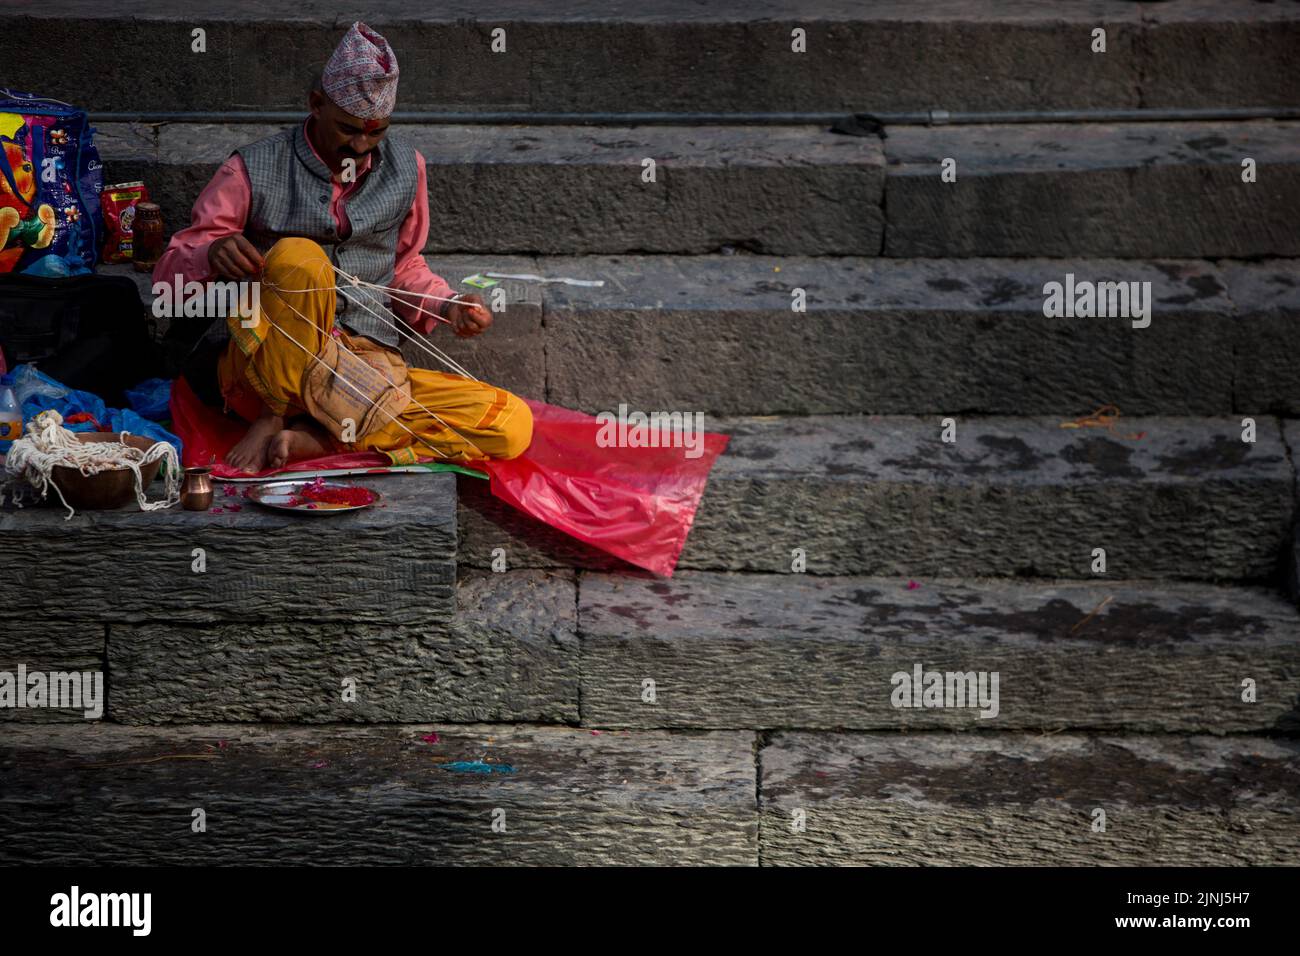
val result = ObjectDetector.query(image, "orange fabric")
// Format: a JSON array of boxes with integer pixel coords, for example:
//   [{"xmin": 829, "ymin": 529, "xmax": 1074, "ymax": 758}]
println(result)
[{"xmin": 216, "ymin": 237, "xmax": 533, "ymax": 464}]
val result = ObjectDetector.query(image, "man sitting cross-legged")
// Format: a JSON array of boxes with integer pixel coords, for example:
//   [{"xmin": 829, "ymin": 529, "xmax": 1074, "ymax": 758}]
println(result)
[{"xmin": 155, "ymin": 21, "xmax": 532, "ymax": 474}]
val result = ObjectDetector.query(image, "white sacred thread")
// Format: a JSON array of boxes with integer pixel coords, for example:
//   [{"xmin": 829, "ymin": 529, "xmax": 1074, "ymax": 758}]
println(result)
[
  {"xmin": 2, "ymin": 409, "xmax": 180, "ymax": 518},
  {"xmin": 255, "ymin": 290, "xmax": 490, "ymax": 461},
  {"xmin": 332, "ymin": 283, "xmax": 478, "ymax": 382},
  {"xmin": 261, "ymin": 263, "xmax": 484, "ymax": 383},
  {"xmin": 325, "ymin": 265, "xmax": 486, "ymax": 380}
]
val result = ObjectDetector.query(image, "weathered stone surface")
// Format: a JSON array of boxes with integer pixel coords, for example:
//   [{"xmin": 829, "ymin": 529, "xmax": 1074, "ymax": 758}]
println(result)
[
  {"xmin": 1289, "ymin": 522, "xmax": 1300, "ymax": 611},
  {"xmin": 884, "ymin": 122, "xmax": 1300, "ymax": 258},
  {"xmin": 679, "ymin": 414, "xmax": 1293, "ymax": 578},
  {"xmin": 1140, "ymin": 0, "xmax": 1300, "ymax": 110},
  {"xmin": 128, "ymin": 123, "xmax": 883, "ymax": 257},
  {"xmin": 408, "ymin": 125, "xmax": 883, "ymax": 256},
  {"xmin": 540, "ymin": 255, "xmax": 1238, "ymax": 415},
  {"xmin": 760, "ymin": 733, "xmax": 1300, "ymax": 865},
  {"xmin": 92, "ymin": 122, "xmax": 157, "ymax": 165},
  {"xmin": 1280, "ymin": 422, "xmax": 1300, "ymax": 491},
  {"xmin": 1282, "ymin": 420, "xmax": 1300, "ymax": 610},
  {"xmin": 1, "ymin": 620, "xmax": 104, "ymax": 663},
  {"xmin": 114, "ymin": 253, "xmax": 1293, "ymax": 420},
  {"xmin": 396, "ymin": 255, "xmax": 545, "ymax": 400},
  {"xmin": 26, "ymin": 1, "xmax": 1296, "ymax": 113},
  {"xmin": 0, "ymin": 474, "xmax": 456, "ymax": 624},
  {"xmin": 0, "ymin": 621, "xmax": 105, "ymax": 723},
  {"xmin": 463, "ymin": 414, "xmax": 1294, "ymax": 579},
  {"xmin": 1224, "ymin": 261, "xmax": 1300, "ymax": 416},
  {"xmin": 579, "ymin": 571, "xmax": 1300, "ymax": 731},
  {"xmin": 0, "ymin": 723, "xmax": 758, "ymax": 865},
  {"xmin": 108, "ymin": 570, "xmax": 579, "ymax": 724}
]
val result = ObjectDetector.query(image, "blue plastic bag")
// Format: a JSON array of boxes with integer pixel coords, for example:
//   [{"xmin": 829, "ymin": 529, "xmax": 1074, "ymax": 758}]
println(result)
[
  {"xmin": 7, "ymin": 362, "xmax": 105, "ymax": 424},
  {"xmin": 0, "ymin": 364, "xmax": 182, "ymax": 457},
  {"xmin": 124, "ymin": 377, "xmax": 172, "ymax": 421}
]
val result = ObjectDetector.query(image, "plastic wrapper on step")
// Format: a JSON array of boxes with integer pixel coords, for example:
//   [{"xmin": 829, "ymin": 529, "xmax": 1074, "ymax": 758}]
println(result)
[
  {"xmin": 124, "ymin": 377, "xmax": 172, "ymax": 421},
  {"xmin": 476, "ymin": 399, "xmax": 729, "ymax": 578},
  {"xmin": 0, "ymin": 363, "xmax": 182, "ymax": 457}
]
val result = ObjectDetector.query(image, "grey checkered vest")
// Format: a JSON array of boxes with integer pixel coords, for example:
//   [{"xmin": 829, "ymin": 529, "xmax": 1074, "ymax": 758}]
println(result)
[{"xmin": 235, "ymin": 123, "xmax": 421, "ymax": 348}]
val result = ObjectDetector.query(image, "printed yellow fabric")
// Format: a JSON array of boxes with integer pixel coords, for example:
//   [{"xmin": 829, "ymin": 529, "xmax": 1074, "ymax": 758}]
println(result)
[{"xmin": 216, "ymin": 237, "xmax": 533, "ymax": 464}]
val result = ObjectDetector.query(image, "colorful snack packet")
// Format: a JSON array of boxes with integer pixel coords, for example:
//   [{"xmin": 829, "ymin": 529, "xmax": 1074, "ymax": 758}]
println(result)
[{"xmin": 100, "ymin": 181, "xmax": 149, "ymax": 264}]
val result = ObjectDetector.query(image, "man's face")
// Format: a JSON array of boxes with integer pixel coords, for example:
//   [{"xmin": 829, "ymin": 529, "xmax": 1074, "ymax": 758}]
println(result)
[{"xmin": 307, "ymin": 89, "xmax": 390, "ymax": 172}]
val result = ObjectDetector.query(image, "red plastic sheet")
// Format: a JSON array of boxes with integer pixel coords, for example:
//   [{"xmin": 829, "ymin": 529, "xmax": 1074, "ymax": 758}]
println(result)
[
  {"xmin": 171, "ymin": 375, "xmax": 395, "ymax": 477},
  {"xmin": 170, "ymin": 378, "xmax": 729, "ymax": 576},
  {"xmin": 478, "ymin": 399, "xmax": 729, "ymax": 577}
]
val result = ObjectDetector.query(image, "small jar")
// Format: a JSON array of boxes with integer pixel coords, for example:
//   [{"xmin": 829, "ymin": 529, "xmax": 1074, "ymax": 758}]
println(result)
[
  {"xmin": 180, "ymin": 466, "xmax": 214, "ymax": 511},
  {"xmin": 132, "ymin": 202, "xmax": 164, "ymax": 272}
]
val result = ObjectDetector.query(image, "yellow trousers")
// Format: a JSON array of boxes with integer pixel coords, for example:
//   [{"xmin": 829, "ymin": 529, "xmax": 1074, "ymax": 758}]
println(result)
[{"xmin": 216, "ymin": 237, "xmax": 533, "ymax": 464}]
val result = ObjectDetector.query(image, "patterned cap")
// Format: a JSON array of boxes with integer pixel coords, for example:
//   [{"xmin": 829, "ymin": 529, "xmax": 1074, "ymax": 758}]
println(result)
[{"xmin": 321, "ymin": 21, "xmax": 399, "ymax": 119}]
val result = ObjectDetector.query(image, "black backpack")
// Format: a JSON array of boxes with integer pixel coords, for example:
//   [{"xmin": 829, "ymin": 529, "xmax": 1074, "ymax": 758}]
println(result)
[{"xmin": 0, "ymin": 271, "xmax": 164, "ymax": 408}]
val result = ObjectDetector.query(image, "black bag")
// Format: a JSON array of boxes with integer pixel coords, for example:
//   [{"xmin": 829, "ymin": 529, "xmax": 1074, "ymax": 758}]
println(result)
[{"xmin": 0, "ymin": 271, "xmax": 163, "ymax": 408}]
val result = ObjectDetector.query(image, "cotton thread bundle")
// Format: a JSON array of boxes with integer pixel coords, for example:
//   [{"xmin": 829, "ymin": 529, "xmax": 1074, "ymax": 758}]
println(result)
[{"xmin": 2, "ymin": 409, "xmax": 180, "ymax": 518}]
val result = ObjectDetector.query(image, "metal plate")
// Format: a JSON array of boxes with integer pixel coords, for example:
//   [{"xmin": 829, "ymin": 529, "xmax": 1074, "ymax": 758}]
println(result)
[{"xmin": 244, "ymin": 479, "xmax": 381, "ymax": 514}]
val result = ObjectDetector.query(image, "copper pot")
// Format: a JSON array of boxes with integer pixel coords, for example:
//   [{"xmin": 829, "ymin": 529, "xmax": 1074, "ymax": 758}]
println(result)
[
  {"xmin": 50, "ymin": 434, "xmax": 166, "ymax": 510},
  {"xmin": 180, "ymin": 466, "xmax": 214, "ymax": 511}
]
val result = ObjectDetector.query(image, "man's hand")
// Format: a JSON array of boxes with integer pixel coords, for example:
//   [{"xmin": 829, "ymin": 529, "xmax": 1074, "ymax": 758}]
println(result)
[
  {"xmin": 207, "ymin": 235, "xmax": 265, "ymax": 280},
  {"xmin": 445, "ymin": 293, "xmax": 492, "ymax": 338}
]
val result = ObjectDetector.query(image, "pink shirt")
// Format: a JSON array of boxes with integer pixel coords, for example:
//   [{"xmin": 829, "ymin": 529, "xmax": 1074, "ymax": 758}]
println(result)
[{"xmin": 153, "ymin": 120, "xmax": 454, "ymax": 333}]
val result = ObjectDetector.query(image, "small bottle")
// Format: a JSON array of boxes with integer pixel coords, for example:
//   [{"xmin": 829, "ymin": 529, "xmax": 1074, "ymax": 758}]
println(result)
[
  {"xmin": 0, "ymin": 386, "xmax": 21, "ymax": 444},
  {"xmin": 132, "ymin": 202, "xmax": 165, "ymax": 272}
]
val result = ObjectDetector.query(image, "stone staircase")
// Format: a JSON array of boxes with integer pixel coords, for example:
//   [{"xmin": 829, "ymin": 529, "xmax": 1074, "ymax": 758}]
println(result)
[{"xmin": 2, "ymin": 0, "xmax": 1299, "ymax": 866}]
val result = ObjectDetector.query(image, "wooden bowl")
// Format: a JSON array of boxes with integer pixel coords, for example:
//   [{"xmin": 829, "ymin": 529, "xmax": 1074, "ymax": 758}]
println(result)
[{"xmin": 49, "ymin": 434, "xmax": 166, "ymax": 510}]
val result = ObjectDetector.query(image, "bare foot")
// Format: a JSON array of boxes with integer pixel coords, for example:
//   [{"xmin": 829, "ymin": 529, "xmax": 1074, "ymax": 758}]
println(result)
[
  {"xmin": 266, "ymin": 422, "xmax": 333, "ymax": 471},
  {"xmin": 225, "ymin": 410, "xmax": 285, "ymax": 474}
]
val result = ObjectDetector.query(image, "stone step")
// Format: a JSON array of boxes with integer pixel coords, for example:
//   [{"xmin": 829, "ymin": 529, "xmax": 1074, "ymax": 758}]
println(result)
[
  {"xmin": 4, "ymin": 0, "xmax": 1296, "ymax": 113},
  {"xmin": 0, "ymin": 723, "xmax": 758, "ymax": 865},
  {"xmin": 459, "ymin": 414, "xmax": 1295, "ymax": 579},
  {"xmin": 10, "ymin": 566, "xmax": 1298, "ymax": 731},
  {"xmin": 532, "ymin": 255, "xmax": 1300, "ymax": 417},
  {"xmin": 0, "ymin": 623, "xmax": 104, "ymax": 724},
  {"xmin": 94, "ymin": 119, "xmax": 1300, "ymax": 258},
  {"xmin": 883, "ymin": 120, "xmax": 1300, "ymax": 258},
  {"xmin": 759, "ymin": 733, "xmax": 1300, "ymax": 865},
  {"xmin": 106, "ymin": 570, "xmax": 578, "ymax": 725},
  {"xmin": 579, "ymin": 571, "xmax": 1300, "ymax": 732},
  {"xmin": 0, "ymin": 473, "xmax": 457, "ymax": 627},
  {"xmin": 110, "ymin": 255, "xmax": 1300, "ymax": 418},
  {"xmin": 98, "ymin": 122, "xmax": 885, "ymax": 257},
  {"xmin": 3, "ymin": 724, "xmax": 1294, "ymax": 865}
]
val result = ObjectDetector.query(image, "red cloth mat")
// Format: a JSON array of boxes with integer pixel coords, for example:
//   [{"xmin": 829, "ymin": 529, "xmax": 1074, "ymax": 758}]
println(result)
[{"xmin": 169, "ymin": 376, "xmax": 728, "ymax": 576}]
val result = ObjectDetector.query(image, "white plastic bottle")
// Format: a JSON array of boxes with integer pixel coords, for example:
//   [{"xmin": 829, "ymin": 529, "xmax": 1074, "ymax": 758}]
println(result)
[{"xmin": 0, "ymin": 386, "xmax": 21, "ymax": 444}]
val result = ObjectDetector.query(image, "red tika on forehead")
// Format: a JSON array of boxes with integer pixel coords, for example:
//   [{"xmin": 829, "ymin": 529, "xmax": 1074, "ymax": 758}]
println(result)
[{"xmin": 363, "ymin": 118, "xmax": 382, "ymax": 133}]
